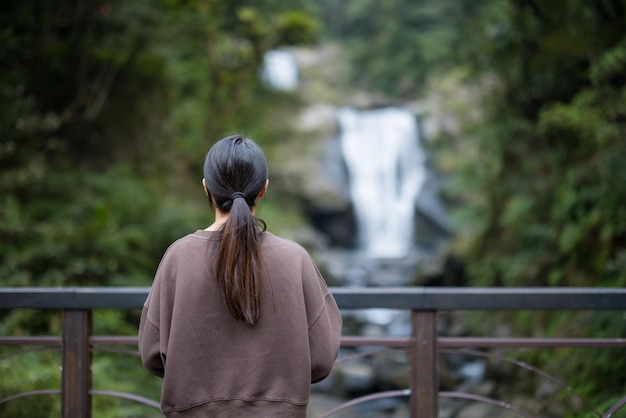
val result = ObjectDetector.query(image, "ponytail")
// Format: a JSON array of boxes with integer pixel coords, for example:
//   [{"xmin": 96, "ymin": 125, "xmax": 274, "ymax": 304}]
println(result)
[
  {"xmin": 203, "ymin": 136, "xmax": 269, "ymax": 325},
  {"xmin": 216, "ymin": 193, "xmax": 266, "ymax": 325}
]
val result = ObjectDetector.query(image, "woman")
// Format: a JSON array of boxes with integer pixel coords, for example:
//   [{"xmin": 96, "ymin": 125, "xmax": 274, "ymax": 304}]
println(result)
[{"xmin": 138, "ymin": 135, "xmax": 342, "ymax": 418}]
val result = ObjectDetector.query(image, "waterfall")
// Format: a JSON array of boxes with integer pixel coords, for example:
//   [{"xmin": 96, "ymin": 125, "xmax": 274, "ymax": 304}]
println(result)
[
  {"xmin": 338, "ymin": 107, "xmax": 427, "ymax": 258},
  {"xmin": 261, "ymin": 50, "xmax": 299, "ymax": 91}
]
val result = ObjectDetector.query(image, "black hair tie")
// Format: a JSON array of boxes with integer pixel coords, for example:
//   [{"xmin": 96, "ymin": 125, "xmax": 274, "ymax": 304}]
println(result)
[{"xmin": 231, "ymin": 192, "xmax": 246, "ymax": 201}]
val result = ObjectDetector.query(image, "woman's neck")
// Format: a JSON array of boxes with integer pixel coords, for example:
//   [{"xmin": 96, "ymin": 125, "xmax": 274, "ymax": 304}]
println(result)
[
  {"xmin": 205, "ymin": 207, "xmax": 256, "ymax": 231},
  {"xmin": 206, "ymin": 209, "xmax": 228, "ymax": 231}
]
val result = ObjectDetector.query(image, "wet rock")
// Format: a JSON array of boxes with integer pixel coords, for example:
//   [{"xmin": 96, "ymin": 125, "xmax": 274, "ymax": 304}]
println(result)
[
  {"xmin": 336, "ymin": 361, "xmax": 377, "ymax": 395},
  {"xmin": 455, "ymin": 402, "xmax": 514, "ymax": 418}
]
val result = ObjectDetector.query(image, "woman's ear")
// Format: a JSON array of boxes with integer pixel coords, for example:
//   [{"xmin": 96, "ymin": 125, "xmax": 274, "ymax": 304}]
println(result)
[
  {"xmin": 258, "ymin": 179, "xmax": 269, "ymax": 199},
  {"xmin": 202, "ymin": 178, "xmax": 209, "ymax": 197}
]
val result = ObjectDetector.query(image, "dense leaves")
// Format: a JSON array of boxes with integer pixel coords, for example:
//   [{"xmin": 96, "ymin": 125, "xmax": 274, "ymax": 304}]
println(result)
[
  {"xmin": 0, "ymin": 0, "xmax": 320, "ymax": 287},
  {"xmin": 317, "ymin": 0, "xmax": 486, "ymax": 98},
  {"xmin": 0, "ymin": 1, "xmax": 319, "ymax": 415},
  {"xmin": 425, "ymin": 1, "xmax": 626, "ymax": 413},
  {"xmin": 446, "ymin": 0, "xmax": 626, "ymax": 289},
  {"xmin": 1, "ymin": 0, "xmax": 625, "ymax": 415},
  {"xmin": 320, "ymin": 0, "xmax": 626, "ymax": 289},
  {"xmin": 322, "ymin": 0, "xmax": 626, "ymax": 414}
]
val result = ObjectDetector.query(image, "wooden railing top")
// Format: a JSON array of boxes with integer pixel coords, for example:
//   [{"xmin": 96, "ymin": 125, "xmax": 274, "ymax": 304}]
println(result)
[{"xmin": 1, "ymin": 287, "xmax": 625, "ymax": 310}]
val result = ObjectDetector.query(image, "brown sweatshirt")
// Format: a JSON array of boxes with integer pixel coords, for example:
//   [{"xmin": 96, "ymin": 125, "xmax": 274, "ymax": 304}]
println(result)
[{"xmin": 138, "ymin": 230, "xmax": 342, "ymax": 417}]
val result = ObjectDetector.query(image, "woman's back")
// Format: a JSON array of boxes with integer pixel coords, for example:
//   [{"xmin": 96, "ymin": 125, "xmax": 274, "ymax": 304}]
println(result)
[
  {"xmin": 139, "ymin": 135, "xmax": 342, "ymax": 417},
  {"xmin": 139, "ymin": 230, "xmax": 341, "ymax": 418}
]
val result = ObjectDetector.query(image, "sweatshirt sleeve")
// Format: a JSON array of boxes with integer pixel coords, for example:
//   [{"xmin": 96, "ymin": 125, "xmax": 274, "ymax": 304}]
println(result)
[
  {"xmin": 138, "ymin": 239, "xmax": 183, "ymax": 378},
  {"xmin": 302, "ymin": 258, "xmax": 342, "ymax": 383},
  {"xmin": 309, "ymin": 292, "xmax": 342, "ymax": 383},
  {"xmin": 138, "ymin": 288, "xmax": 165, "ymax": 378}
]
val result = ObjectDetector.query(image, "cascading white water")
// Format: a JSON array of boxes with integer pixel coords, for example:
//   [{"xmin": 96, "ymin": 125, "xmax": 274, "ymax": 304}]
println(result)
[
  {"xmin": 261, "ymin": 50, "xmax": 299, "ymax": 91},
  {"xmin": 338, "ymin": 107, "xmax": 427, "ymax": 258}
]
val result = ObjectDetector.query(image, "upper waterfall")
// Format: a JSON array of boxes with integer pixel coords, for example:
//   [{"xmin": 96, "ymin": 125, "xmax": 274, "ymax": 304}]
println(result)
[
  {"xmin": 261, "ymin": 50, "xmax": 299, "ymax": 91},
  {"xmin": 338, "ymin": 107, "xmax": 427, "ymax": 258}
]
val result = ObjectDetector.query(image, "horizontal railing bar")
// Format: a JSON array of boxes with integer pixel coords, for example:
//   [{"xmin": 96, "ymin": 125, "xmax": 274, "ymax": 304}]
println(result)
[
  {"xmin": 2, "ymin": 335, "xmax": 624, "ymax": 349},
  {"xmin": 1, "ymin": 287, "xmax": 625, "ymax": 310},
  {"xmin": 0, "ymin": 336, "xmax": 137, "ymax": 346},
  {"xmin": 343, "ymin": 337, "xmax": 626, "ymax": 348},
  {"xmin": 439, "ymin": 337, "xmax": 626, "ymax": 348},
  {"xmin": 0, "ymin": 336, "xmax": 62, "ymax": 346},
  {"xmin": 341, "ymin": 336, "xmax": 410, "ymax": 347},
  {"xmin": 0, "ymin": 287, "xmax": 149, "ymax": 309},
  {"xmin": 332, "ymin": 287, "xmax": 626, "ymax": 310},
  {"xmin": 90, "ymin": 336, "xmax": 139, "ymax": 345}
]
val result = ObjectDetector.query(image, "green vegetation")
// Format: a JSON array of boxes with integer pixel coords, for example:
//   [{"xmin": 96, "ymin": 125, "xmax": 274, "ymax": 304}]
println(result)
[
  {"xmin": 319, "ymin": 0, "xmax": 626, "ymax": 415},
  {"xmin": 321, "ymin": 0, "xmax": 626, "ymax": 290},
  {"xmin": 439, "ymin": 1, "xmax": 626, "ymax": 290},
  {"xmin": 1, "ymin": 0, "xmax": 625, "ymax": 416},
  {"xmin": 1, "ymin": 0, "xmax": 319, "ymax": 415},
  {"xmin": 0, "ymin": 0, "xmax": 321, "ymax": 288}
]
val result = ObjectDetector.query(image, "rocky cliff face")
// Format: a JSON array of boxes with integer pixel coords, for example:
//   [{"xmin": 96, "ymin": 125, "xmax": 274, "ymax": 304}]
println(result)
[
  {"xmin": 265, "ymin": 45, "xmax": 457, "ymax": 286},
  {"xmin": 266, "ymin": 45, "xmax": 357, "ymax": 249},
  {"xmin": 268, "ymin": 103, "xmax": 357, "ymax": 249}
]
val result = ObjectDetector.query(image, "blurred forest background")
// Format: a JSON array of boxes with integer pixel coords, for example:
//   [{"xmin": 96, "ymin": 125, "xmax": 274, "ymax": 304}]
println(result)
[{"xmin": 1, "ymin": 0, "xmax": 625, "ymax": 416}]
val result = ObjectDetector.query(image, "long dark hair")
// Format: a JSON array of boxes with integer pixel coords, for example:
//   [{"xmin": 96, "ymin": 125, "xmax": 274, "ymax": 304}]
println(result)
[{"xmin": 203, "ymin": 135, "xmax": 268, "ymax": 325}]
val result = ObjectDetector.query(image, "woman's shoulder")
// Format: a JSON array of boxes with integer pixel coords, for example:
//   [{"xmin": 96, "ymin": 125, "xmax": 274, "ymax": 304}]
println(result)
[
  {"xmin": 162, "ymin": 230, "xmax": 217, "ymax": 257},
  {"xmin": 262, "ymin": 232, "xmax": 310, "ymax": 257}
]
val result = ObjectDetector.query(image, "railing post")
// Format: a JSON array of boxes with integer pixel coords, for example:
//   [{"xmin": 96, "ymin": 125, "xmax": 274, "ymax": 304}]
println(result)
[
  {"xmin": 411, "ymin": 310, "xmax": 438, "ymax": 418},
  {"xmin": 62, "ymin": 309, "xmax": 92, "ymax": 418}
]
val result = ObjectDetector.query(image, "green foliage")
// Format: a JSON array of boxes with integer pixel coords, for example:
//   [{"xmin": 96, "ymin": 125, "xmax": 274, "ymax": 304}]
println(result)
[
  {"xmin": 155, "ymin": 0, "xmax": 320, "ymax": 145},
  {"xmin": 0, "ymin": 349, "xmax": 61, "ymax": 417},
  {"xmin": 317, "ymin": 0, "xmax": 485, "ymax": 98},
  {"xmin": 0, "ymin": 0, "xmax": 320, "ymax": 415},
  {"xmin": 2, "ymin": 0, "xmax": 624, "ymax": 414},
  {"xmin": 0, "ymin": 310, "xmax": 163, "ymax": 417},
  {"xmin": 0, "ymin": 0, "xmax": 322, "ymax": 285},
  {"xmin": 1, "ymin": 167, "xmax": 200, "ymax": 288},
  {"xmin": 433, "ymin": 0, "xmax": 626, "ymax": 290},
  {"xmin": 423, "ymin": 0, "xmax": 626, "ymax": 411}
]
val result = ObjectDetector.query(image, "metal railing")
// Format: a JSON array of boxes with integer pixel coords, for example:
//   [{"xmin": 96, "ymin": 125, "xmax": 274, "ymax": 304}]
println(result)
[{"xmin": 1, "ymin": 287, "xmax": 625, "ymax": 417}]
